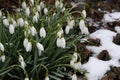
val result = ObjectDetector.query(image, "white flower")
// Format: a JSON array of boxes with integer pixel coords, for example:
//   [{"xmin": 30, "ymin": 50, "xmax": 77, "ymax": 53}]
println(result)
[
  {"xmin": 37, "ymin": 5, "xmax": 41, "ymax": 12},
  {"xmin": 24, "ymin": 20, "xmax": 29, "ymax": 26},
  {"xmin": 69, "ymin": 20, "xmax": 75, "ymax": 29},
  {"xmin": 0, "ymin": 42, "xmax": 4, "ymax": 52},
  {"xmin": 59, "ymin": 2, "xmax": 63, "ymax": 8},
  {"xmin": 12, "ymin": 20, "xmax": 17, "ymax": 27},
  {"xmin": 39, "ymin": 27, "xmax": 46, "ymax": 38},
  {"xmin": 25, "ymin": 77, "xmax": 29, "ymax": 80},
  {"xmin": 60, "ymin": 37, "xmax": 66, "ymax": 48},
  {"xmin": 25, "ymin": 7, "xmax": 30, "ymax": 17},
  {"xmin": 22, "ymin": 2, "xmax": 27, "ymax": 9},
  {"xmin": 82, "ymin": 10, "xmax": 86, "ymax": 18},
  {"xmin": 55, "ymin": 0, "xmax": 60, "ymax": 8},
  {"xmin": 57, "ymin": 28, "xmax": 63, "ymax": 38},
  {"xmin": 79, "ymin": 20, "xmax": 89, "ymax": 35},
  {"xmin": 9, "ymin": 24, "xmax": 15, "ymax": 34},
  {"xmin": 23, "ymin": 38, "xmax": 29, "ymax": 48},
  {"xmin": 36, "ymin": 43, "xmax": 44, "ymax": 56},
  {"xmin": 65, "ymin": 25, "xmax": 70, "ymax": 34},
  {"xmin": 17, "ymin": 18, "xmax": 24, "ymax": 27},
  {"xmin": 40, "ymin": 1, "xmax": 44, "ymax": 9},
  {"xmin": 30, "ymin": 0, "xmax": 34, "ymax": 6},
  {"xmin": 19, "ymin": 55, "xmax": 26, "ymax": 69},
  {"xmin": 30, "ymin": 26, "xmax": 37, "ymax": 36},
  {"xmin": 45, "ymin": 76, "xmax": 50, "ymax": 80},
  {"xmin": 73, "ymin": 52, "xmax": 78, "ymax": 62},
  {"xmin": 72, "ymin": 74, "xmax": 77, "ymax": 80},
  {"xmin": 33, "ymin": 15, "xmax": 38, "ymax": 23},
  {"xmin": 3, "ymin": 19, "xmax": 9, "ymax": 27},
  {"xmin": 26, "ymin": 42, "xmax": 32, "ymax": 52},
  {"xmin": 44, "ymin": 8, "xmax": 48, "ymax": 15},
  {"xmin": 56, "ymin": 37, "xmax": 66, "ymax": 48},
  {"xmin": 0, "ymin": 54, "xmax": 5, "ymax": 62},
  {"xmin": 0, "ymin": 10, "xmax": 2, "ymax": 18},
  {"xmin": 61, "ymin": 7, "xmax": 65, "ymax": 13}
]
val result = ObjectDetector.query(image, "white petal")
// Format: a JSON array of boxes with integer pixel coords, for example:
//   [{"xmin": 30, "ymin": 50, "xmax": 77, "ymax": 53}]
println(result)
[
  {"xmin": 36, "ymin": 43, "xmax": 44, "ymax": 51},
  {"xmin": 56, "ymin": 38, "xmax": 61, "ymax": 47},
  {"xmin": 23, "ymin": 38, "xmax": 29, "ymax": 48},
  {"xmin": 60, "ymin": 37, "xmax": 66, "ymax": 48},
  {"xmin": 57, "ymin": 28, "xmax": 63, "ymax": 37},
  {"xmin": 9, "ymin": 24, "xmax": 15, "ymax": 34},
  {"xmin": 0, "ymin": 55, "xmax": 5, "ymax": 62},
  {"xmin": 30, "ymin": 26, "xmax": 37, "ymax": 36},
  {"xmin": 0, "ymin": 43, "xmax": 4, "ymax": 52},
  {"xmin": 37, "ymin": 5, "xmax": 41, "ymax": 12},
  {"xmin": 40, "ymin": 27, "xmax": 46, "ymax": 38},
  {"xmin": 79, "ymin": 20, "xmax": 89, "ymax": 35},
  {"xmin": 26, "ymin": 42, "xmax": 32, "ymax": 52},
  {"xmin": 65, "ymin": 25, "xmax": 70, "ymax": 34},
  {"xmin": 17, "ymin": 18, "xmax": 24, "ymax": 27},
  {"xmin": 82, "ymin": 10, "xmax": 86, "ymax": 18},
  {"xmin": 44, "ymin": 8, "xmax": 48, "ymax": 15},
  {"xmin": 72, "ymin": 74, "xmax": 77, "ymax": 80},
  {"xmin": 3, "ymin": 19, "xmax": 9, "ymax": 27},
  {"xmin": 25, "ymin": 77, "xmax": 29, "ymax": 80},
  {"xmin": 0, "ymin": 10, "xmax": 2, "ymax": 18},
  {"xmin": 25, "ymin": 7, "xmax": 30, "ymax": 17},
  {"xmin": 22, "ymin": 2, "xmax": 26, "ymax": 9},
  {"xmin": 45, "ymin": 76, "xmax": 50, "ymax": 80},
  {"xmin": 55, "ymin": 0, "xmax": 60, "ymax": 8}
]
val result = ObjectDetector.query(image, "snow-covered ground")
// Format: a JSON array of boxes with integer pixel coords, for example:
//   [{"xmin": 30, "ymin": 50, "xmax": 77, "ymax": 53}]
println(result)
[{"xmin": 81, "ymin": 29, "xmax": 120, "ymax": 80}]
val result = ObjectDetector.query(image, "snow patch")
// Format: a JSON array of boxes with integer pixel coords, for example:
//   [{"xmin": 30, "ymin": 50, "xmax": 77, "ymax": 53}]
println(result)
[{"xmin": 82, "ymin": 29, "xmax": 120, "ymax": 80}]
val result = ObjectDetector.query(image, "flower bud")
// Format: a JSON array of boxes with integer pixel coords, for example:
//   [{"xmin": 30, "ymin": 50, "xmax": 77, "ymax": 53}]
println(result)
[
  {"xmin": 0, "ymin": 10, "xmax": 2, "ymax": 18},
  {"xmin": 25, "ymin": 7, "xmax": 30, "ymax": 17},
  {"xmin": 9, "ymin": 24, "xmax": 15, "ymax": 34},
  {"xmin": 23, "ymin": 38, "xmax": 29, "ymax": 48},
  {"xmin": 17, "ymin": 18, "xmax": 24, "ymax": 27},
  {"xmin": 44, "ymin": 8, "xmax": 48, "ymax": 15},
  {"xmin": 26, "ymin": 42, "xmax": 32, "ymax": 52},
  {"xmin": 22, "ymin": 2, "xmax": 27, "ymax": 9},
  {"xmin": 72, "ymin": 74, "xmax": 77, "ymax": 80},
  {"xmin": 82, "ymin": 10, "xmax": 86, "ymax": 18},
  {"xmin": 25, "ymin": 77, "xmax": 29, "ymax": 80},
  {"xmin": 39, "ymin": 27, "xmax": 46, "ymax": 38},
  {"xmin": 30, "ymin": 26, "xmax": 37, "ymax": 36},
  {"xmin": 0, "ymin": 54, "xmax": 5, "ymax": 62},
  {"xmin": 45, "ymin": 76, "xmax": 50, "ymax": 80},
  {"xmin": 3, "ymin": 19, "xmax": 9, "ymax": 27},
  {"xmin": 55, "ymin": 0, "xmax": 60, "ymax": 8},
  {"xmin": 0, "ymin": 42, "xmax": 4, "ymax": 52},
  {"xmin": 79, "ymin": 20, "xmax": 89, "ymax": 35}
]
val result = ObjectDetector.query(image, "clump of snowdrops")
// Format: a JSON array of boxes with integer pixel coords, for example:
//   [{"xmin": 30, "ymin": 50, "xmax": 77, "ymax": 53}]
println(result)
[{"xmin": 0, "ymin": 0, "xmax": 89, "ymax": 80}]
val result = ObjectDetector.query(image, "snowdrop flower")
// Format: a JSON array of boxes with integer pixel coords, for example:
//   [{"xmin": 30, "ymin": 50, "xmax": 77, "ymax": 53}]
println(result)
[
  {"xmin": 65, "ymin": 25, "xmax": 70, "ymax": 34},
  {"xmin": 40, "ymin": 1, "xmax": 44, "ymax": 9},
  {"xmin": 79, "ymin": 20, "xmax": 89, "ymax": 35},
  {"xmin": 9, "ymin": 24, "xmax": 15, "ymax": 34},
  {"xmin": 25, "ymin": 77, "xmax": 29, "ymax": 80},
  {"xmin": 0, "ymin": 11, "xmax": 1, "ymax": 17},
  {"xmin": 23, "ymin": 38, "xmax": 29, "ymax": 48},
  {"xmin": 57, "ymin": 28, "xmax": 63, "ymax": 38},
  {"xmin": 30, "ymin": 0, "xmax": 34, "ymax": 6},
  {"xmin": 0, "ymin": 54, "xmax": 5, "ymax": 62},
  {"xmin": 73, "ymin": 52, "xmax": 78, "ymax": 62},
  {"xmin": 17, "ymin": 18, "xmax": 24, "ymax": 27},
  {"xmin": 3, "ymin": 19, "xmax": 9, "ymax": 27},
  {"xmin": 25, "ymin": 7, "xmax": 30, "ymax": 17},
  {"xmin": 33, "ymin": 14, "xmax": 38, "ymax": 23},
  {"xmin": 26, "ymin": 42, "xmax": 32, "ymax": 52},
  {"xmin": 45, "ymin": 76, "xmax": 50, "ymax": 80},
  {"xmin": 44, "ymin": 8, "xmax": 48, "ymax": 15},
  {"xmin": 55, "ymin": 0, "xmax": 60, "ymax": 8},
  {"xmin": 19, "ymin": 55, "xmax": 26, "ymax": 69},
  {"xmin": 24, "ymin": 20, "xmax": 29, "ymax": 26},
  {"xmin": 61, "ymin": 7, "xmax": 65, "ymax": 13},
  {"xmin": 36, "ymin": 42, "xmax": 44, "ymax": 56},
  {"xmin": 56, "ymin": 37, "xmax": 66, "ymax": 48},
  {"xmin": 39, "ymin": 27, "xmax": 46, "ymax": 38},
  {"xmin": 22, "ymin": 1, "xmax": 27, "ymax": 9},
  {"xmin": 37, "ymin": 5, "xmax": 41, "ymax": 12},
  {"xmin": 59, "ymin": 2, "xmax": 63, "ymax": 8},
  {"xmin": 30, "ymin": 26, "xmax": 37, "ymax": 36},
  {"xmin": 72, "ymin": 74, "xmax": 77, "ymax": 80},
  {"xmin": 0, "ymin": 42, "xmax": 4, "ymax": 52},
  {"xmin": 12, "ymin": 20, "xmax": 17, "ymax": 27},
  {"xmin": 82, "ymin": 10, "xmax": 86, "ymax": 18}
]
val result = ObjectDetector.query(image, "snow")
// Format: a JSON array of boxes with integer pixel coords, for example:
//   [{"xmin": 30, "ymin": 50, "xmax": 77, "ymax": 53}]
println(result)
[
  {"xmin": 103, "ymin": 12, "xmax": 120, "ymax": 23},
  {"xmin": 115, "ymin": 26, "xmax": 120, "ymax": 33},
  {"xmin": 81, "ymin": 29, "xmax": 120, "ymax": 80}
]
